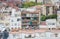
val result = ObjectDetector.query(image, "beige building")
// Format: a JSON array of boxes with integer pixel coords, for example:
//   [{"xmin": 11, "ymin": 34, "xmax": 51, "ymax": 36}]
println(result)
[{"xmin": 40, "ymin": 4, "xmax": 57, "ymax": 16}]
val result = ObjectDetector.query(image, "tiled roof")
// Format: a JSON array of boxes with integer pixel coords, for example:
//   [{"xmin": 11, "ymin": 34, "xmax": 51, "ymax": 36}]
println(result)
[
  {"xmin": 0, "ymin": 0, "xmax": 22, "ymax": 10},
  {"xmin": 30, "ymin": 5, "xmax": 41, "ymax": 10},
  {"xmin": 22, "ymin": 10, "xmax": 40, "ymax": 14}
]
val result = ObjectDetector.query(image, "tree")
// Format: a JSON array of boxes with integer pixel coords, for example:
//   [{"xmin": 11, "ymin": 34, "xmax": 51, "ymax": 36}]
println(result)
[
  {"xmin": 41, "ymin": 15, "xmax": 46, "ymax": 21},
  {"xmin": 37, "ymin": 2, "xmax": 43, "ymax": 5},
  {"xmin": 22, "ymin": 2, "xmax": 42, "ymax": 8},
  {"xmin": 41, "ymin": 14, "xmax": 57, "ymax": 21},
  {"xmin": 46, "ymin": 14, "xmax": 57, "ymax": 19}
]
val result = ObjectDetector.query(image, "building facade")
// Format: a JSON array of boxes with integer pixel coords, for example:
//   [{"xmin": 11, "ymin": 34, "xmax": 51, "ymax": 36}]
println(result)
[
  {"xmin": 40, "ymin": 5, "xmax": 57, "ymax": 16},
  {"xmin": 9, "ymin": 9, "xmax": 21, "ymax": 31},
  {"xmin": 21, "ymin": 8, "xmax": 40, "ymax": 30}
]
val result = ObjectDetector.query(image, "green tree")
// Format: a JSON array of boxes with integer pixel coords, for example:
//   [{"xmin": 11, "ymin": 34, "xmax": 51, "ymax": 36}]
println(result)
[
  {"xmin": 41, "ymin": 14, "xmax": 57, "ymax": 21},
  {"xmin": 22, "ymin": 2, "xmax": 42, "ymax": 8},
  {"xmin": 47, "ymin": 14, "xmax": 57, "ymax": 19},
  {"xmin": 41, "ymin": 15, "xmax": 46, "ymax": 21},
  {"xmin": 37, "ymin": 2, "xmax": 43, "ymax": 5}
]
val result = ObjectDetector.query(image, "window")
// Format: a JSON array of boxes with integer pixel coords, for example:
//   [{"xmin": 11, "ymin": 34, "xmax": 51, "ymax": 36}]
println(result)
[
  {"xmin": 12, "ymin": 24, "xmax": 13, "ymax": 26},
  {"xmin": 49, "ymin": 28, "xmax": 50, "ymax": 30},
  {"xmin": 22, "ymin": 14, "xmax": 26, "ymax": 16},
  {"xmin": 26, "ymin": 17, "xmax": 30, "ymax": 19},
  {"xmin": 59, "ymin": 6, "xmax": 60, "ymax": 9},
  {"xmin": 15, "ymin": 14, "xmax": 17, "ymax": 17},
  {"xmin": 46, "ymin": 6, "xmax": 49, "ymax": 15},
  {"xmin": 48, "ymin": 23, "xmax": 55, "ymax": 25},
  {"xmin": 9, "ymin": 11, "xmax": 12, "ymax": 15},
  {"xmin": 52, "ymin": 23, "xmax": 55, "ymax": 25},
  {"xmin": 53, "ymin": 6, "xmax": 55, "ymax": 14},
  {"xmin": 26, "ymin": 14, "xmax": 30, "ymax": 17},
  {"xmin": 55, "ymin": 33, "xmax": 58, "ymax": 37},
  {"xmin": 33, "ymin": 17, "xmax": 37, "ymax": 20},
  {"xmin": 15, "ymin": 23, "xmax": 17, "ymax": 26},
  {"xmin": 15, "ymin": 14, "xmax": 20, "ymax": 17},
  {"xmin": 17, "ymin": 18, "xmax": 20, "ymax": 21},
  {"xmin": 11, "ymin": 20, "xmax": 14, "ymax": 22}
]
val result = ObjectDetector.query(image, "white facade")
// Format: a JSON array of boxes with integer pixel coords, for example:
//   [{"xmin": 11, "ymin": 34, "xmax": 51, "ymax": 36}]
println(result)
[
  {"xmin": 57, "ymin": 11, "xmax": 60, "ymax": 27},
  {"xmin": 46, "ymin": 19, "xmax": 57, "ymax": 28},
  {"xmin": 0, "ymin": 7, "xmax": 22, "ymax": 30},
  {"xmin": 39, "ymin": 19, "xmax": 57, "ymax": 28},
  {"xmin": 9, "ymin": 9, "xmax": 21, "ymax": 29}
]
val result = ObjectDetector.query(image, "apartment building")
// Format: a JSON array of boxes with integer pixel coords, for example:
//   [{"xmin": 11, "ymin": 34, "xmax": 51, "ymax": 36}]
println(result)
[
  {"xmin": 9, "ymin": 8, "xmax": 21, "ymax": 31},
  {"xmin": 40, "ymin": 4, "xmax": 57, "ymax": 16},
  {"xmin": 0, "ymin": 7, "xmax": 11, "ymax": 31},
  {"xmin": 21, "ymin": 8, "xmax": 40, "ymax": 30},
  {"xmin": 39, "ymin": 19, "xmax": 57, "ymax": 30},
  {"xmin": 0, "ymin": 13, "xmax": 9, "ymax": 30},
  {"xmin": 42, "ymin": 0, "xmax": 58, "ymax": 16},
  {"xmin": 55, "ymin": 0, "xmax": 60, "ymax": 29},
  {"xmin": 0, "ymin": 5, "xmax": 22, "ymax": 32},
  {"xmin": 56, "ymin": 0, "xmax": 60, "ymax": 8}
]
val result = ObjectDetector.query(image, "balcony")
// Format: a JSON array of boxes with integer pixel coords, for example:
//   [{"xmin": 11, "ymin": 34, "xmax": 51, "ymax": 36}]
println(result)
[
  {"xmin": 22, "ymin": 22, "xmax": 38, "ymax": 25},
  {"xmin": 22, "ymin": 14, "xmax": 39, "ymax": 17},
  {"xmin": 22, "ymin": 19, "xmax": 30, "ymax": 22},
  {"xmin": 22, "ymin": 15, "xmax": 39, "ymax": 17},
  {"xmin": 22, "ymin": 23, "xmax": 30, "ymax": 25},
  {"xmin": 22, "ymin": 24, "xmax": 39, "ymax": 30}
]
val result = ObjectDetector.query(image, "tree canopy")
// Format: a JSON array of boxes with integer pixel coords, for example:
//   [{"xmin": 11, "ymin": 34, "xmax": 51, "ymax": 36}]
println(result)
[
  {"xmin": 41, "ymin": 14, "xmax": 57, "ymax": 21},
  {"xmin": 22, "ymin": 2, "xmax": 42, "ymax": 8}
]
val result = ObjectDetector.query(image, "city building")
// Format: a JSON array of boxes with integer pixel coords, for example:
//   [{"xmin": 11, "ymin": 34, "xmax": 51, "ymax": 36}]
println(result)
[
  {"xmin": 9, "ymin": 8, "xmax": 21, "ymax": 31},
  {"xmin": 46, "ymin": 19, "xmax": 57, "ymax": 29},
  {"xmin": 1, "ymin": 1, "xmax": 60, "ymax": 39},
  {"xmin": 40, "ymin": 4, "xmax": 57, "ymax": 16},
  {"xmin": 57, "ymin": 9, "xmax": 60, "ymax": 28},
  {"xmin": 0, "ymin": 4, "xmax": 22, "ymax": 31},
  {"xmin": 21, "ymin": 8, "xmax": 40, "ymax": 30},
  {"xmin": 0, "ymin": 7, "xmax": 11, "ymax": 31},
  {"xmin": 39, "ymin": 19, "xmax": 57, "ymax": 30}
]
